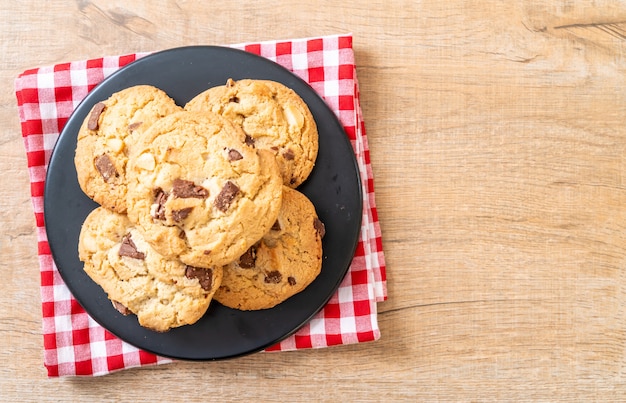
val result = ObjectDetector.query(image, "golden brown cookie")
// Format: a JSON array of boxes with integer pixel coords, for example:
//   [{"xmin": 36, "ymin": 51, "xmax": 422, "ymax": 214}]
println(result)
[
  {"xmin": 78, "ymin": 207, "xmax": 222, "ymax": 332},
  {"xmin": 74, "ymin": 85, "xmax": 182, "ymax": 213},
  {"xmin": 125, "ymin": 110, "xmax": 283, "ymax": 269},
  {"xmin": 214, "ymin": 187, "xmax": 325, "ymax": 310},
  {"xmin": 185, "ymin": 78, "xmax": 318, "ymax": 188}
]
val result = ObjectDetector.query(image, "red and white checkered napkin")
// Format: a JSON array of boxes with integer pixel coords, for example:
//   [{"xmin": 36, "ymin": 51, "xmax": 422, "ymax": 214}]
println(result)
[{"xmin": 15, "ymin": 34, "xmax": 387, "ymax": 377}]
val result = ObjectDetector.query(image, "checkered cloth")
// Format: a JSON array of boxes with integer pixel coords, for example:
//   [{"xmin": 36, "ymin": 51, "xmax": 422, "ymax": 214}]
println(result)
[{"xmin": 15, "ymin": 34, "xmax": 387, "ymax": 377}]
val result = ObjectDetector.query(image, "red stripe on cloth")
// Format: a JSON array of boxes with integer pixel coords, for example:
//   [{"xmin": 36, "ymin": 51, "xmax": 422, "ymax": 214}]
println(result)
[
  {"xmin": 263, "ymin": 344, "xmax": 280, "ymax": 352},
  {"xmin": 46, "ymin": 364, "xmax": 59, "ymax": 377},
  {"xmin": 71, "ymin": 299, "xmax": 85, "ymax": 315},
  {"xmin": 53, "ymin": 63, "xmax": 72, "ymax": 72},
  {"xmin": 107, "ymin": 354, "xmax": 125, "ymax": 373},
  {"xmin": 42, "ymin": 301, "xmax": 55, "ymax": 317},
  {"xmin": 86, "ymin": 59, "xmax": 103, "ymax": 69},
  {"xmin": 350, "ymin": 269, "xmax": 369, "ymax": 287},
  {"xmin": 31, "ymin": 181, "xmax": 44, "ymax": 197},
  {"xmin": 21, "ymin": 121, "xmax": 43, "ymax": 139},
  {"xmin": 35, "ymin": 212, "xmax": 44, "ymax": 227},
  {"xmin": 54, "ymin": 86, "xmax": 72, "ymax": 103},
  {"xmin": 244, "ymin": 44, "xmax": 261, "ymax": 55},
  {"xmin": 352, "ymin": 299, "xmax": 372, "ymax": 316},
  {"xmin": 357, "ymin": 330, "xmax": 376, "ymax": 343},
  {"xmin": 275, "ymin": 42, "xmax": 294, "ymax": 71},
  {"xmin": 307, "ymin": 38, "xmax": 324, "ymax": 52},
  {"xmin": 139, "ymin": 350, "xmax": 158, "ymax": 365},
  {"xmin": 343, "ymin": 125, "xmax": 356, "ymax": 142},
  {"xmin": 338, "ymin": 95, "xmax": 354, "ymax": 111},
  {"xmin": 75, "ymin": 360, "xmax": 94, "ymax": 375},
  {"xmin": 364, "ymin": 177, "xmax": 375, "ymax": 195},
  {"xmin": 41, "ymin": 273, "xmax": 54, "ymax": 290},
  {"xmin": 294, "ymin": 334, "xmax": 313, "ymax": 349},
  {"xmin": 307, "ymin": 66, "xmax": 325, "ymax": 82},
  {"xmin": 57, "ymin": 116, "xmax": 69, "ymax": 132},
  {"xmin": 38, "ymin": 241, "xmax": 50, "ymax": 255},
  {"xmin": 26, "ymin": 150, "xmax": 46, "ymax": 167},
  {"xmin": 104, "ymin": 329, "xmax": 118, "ymax": 341},
  {"xmin": 17, "ymin": 87, "xmax": 40, "ymax": 104},
  {"xmin": 337, "ymin": 35, "xmax": 353, "ymax": 49},
  {"xmin": 353, "ymin": 240, "xmax": 366, "ymax": 258},
  {"xmin": 325, "ymin": 333, "xmax": 343, "ymax": 346},
  {"xmin": 275, "ymin": 41, "xmax": 292, "ymax": 56},
  {"xmin": 19, "ymin": 67, "xmax": 40, "ymax": 77},
  {"xmin": 119, "ymin": 54, "xmax": 138, "ymax": 67},
  {"xmin": 72, "ymin": 328, "xmax": 91, "ymax": 345},
  {"xmin": 338, "ymin": 64, "xmax": 354, "ymax": 80},
  {"xmin": 323, "ymin": 302, "xmax": 341, "ymax": 319}
]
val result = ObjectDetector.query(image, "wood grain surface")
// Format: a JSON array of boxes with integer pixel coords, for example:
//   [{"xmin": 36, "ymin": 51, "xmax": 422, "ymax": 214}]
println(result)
[{"xmin": 2, "ymin": 1, "xmax": 626, "ymax": 401}]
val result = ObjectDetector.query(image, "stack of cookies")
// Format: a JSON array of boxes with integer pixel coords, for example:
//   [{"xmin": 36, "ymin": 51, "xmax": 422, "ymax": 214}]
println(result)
[{"xmin": 75, "ymin": 79, "xmax": 325, "ymax": 332}]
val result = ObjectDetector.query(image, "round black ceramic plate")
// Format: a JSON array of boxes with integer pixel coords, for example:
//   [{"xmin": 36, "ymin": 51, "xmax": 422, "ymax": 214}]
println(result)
[{"xmin": 44, "ymin": 46, "xmax": 362, "ymax": 360}]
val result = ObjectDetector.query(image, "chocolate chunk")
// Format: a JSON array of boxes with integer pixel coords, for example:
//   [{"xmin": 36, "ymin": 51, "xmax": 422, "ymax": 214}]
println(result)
[
  {"xmin": 94, "ymin": 154, "xmax": 118, "ymax": 182},
  {"xmin": 228, "ymin": 149, "xmax": 243, "ymax": 161},
  {"xmin": 289, "ymin": 177, "xmax": 297, "ymax": 185},
  {"xmin": 270, "ymin": 146, "xmax": 279, "ymax": 152},
  {"xmin": 88, "ymin": 102, "xmax": 106, "ymax": 130},
  {"xmin": 229, "ymin": 96, "xmax": 240, "ymax": 103},
  {"xmin": 282, "ymin": 148, "xmax": 295, "ymax": 160},
  {"xmin": 238, "ymin": 245, "xmax": 257, "ymax": 268},
  {"xmin": 118, "ymin": 234, "xmax": 146, "ymax": 259},
  {"xmin": 271, "ymin": 220, "xmax": 281, "ymax": 231},
  {"xmin": 264, "ymin": 271, "xmax": 282, "ymax": 284},
  {"xmin": 214, "ymin": 181, "xmax": 240, "ymax": 212},
  {"xmin": 128, "ymin": 121, "xmax": 143, "ymax": 132},
  {"xmin": 172, "ymin": 207, "xmax": 193, "ymax": 222},
  {"xmin": 185, "ymin": 266, "xmax": 213, "ymax": 291},
  {"xmin": 152, "ymin": 188, "xmax": 168, "ymax": 220},
  {"xmin": 172, "ymin": 178, "xmax": 208, "ymax": 199},
  {"xmin": 288, "ymin": 276, "xmax": 297, "ymax": 286},
  {"xmin": 178, "ymin": 230, "xmax": 186, "ymax": 239},
  {"xmin": 314, "ymin": 218, "xmax": 326, "ymax": 238},
  {"xmin": 112, "ymin": 300, "xmax": 132, "ymax": 316},
  {"xmin": 203, "ymin": 250, "xmax": 211, "ymax": 255},
  {"xmin": 244, "ymin": 134, "xmax": 255, "ymax": 147}
]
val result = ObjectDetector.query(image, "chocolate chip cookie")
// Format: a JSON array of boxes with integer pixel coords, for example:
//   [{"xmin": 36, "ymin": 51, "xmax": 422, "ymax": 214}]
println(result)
[
  {"xmin": 214, "ymin": 186, "xmax": 325, "ymax": 310},
  {"xmin": 125, "ymin": 110, "xmax": 283, "ymax": 269},
  {"xmin": 78, "ymin": 207, "xmax": 222, "ymax": 332},
  {"xmin": 184, "ymin": 78, "xmax": 318, "ymax": 188},
  {"xmin": 74, "ymin": 85, "xmax": 182, "ymax": 213}
]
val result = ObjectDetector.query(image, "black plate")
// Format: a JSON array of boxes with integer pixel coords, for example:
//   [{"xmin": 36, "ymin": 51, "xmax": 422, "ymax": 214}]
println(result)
[{"xmin": 44, "ymin": 46, "xmax": 362, "ymax": 360}]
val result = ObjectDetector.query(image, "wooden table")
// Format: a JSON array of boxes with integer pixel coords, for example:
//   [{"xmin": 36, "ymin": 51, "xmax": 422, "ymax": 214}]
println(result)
[{"xmin": 2, "ymin": 1, "xmax": 626, "ymax": 400}]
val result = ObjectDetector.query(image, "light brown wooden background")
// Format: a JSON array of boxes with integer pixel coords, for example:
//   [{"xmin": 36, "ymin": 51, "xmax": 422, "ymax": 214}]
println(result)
[{"xmin": 2, "ymin": 1, "xmax": 626, "ymax": 401}]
